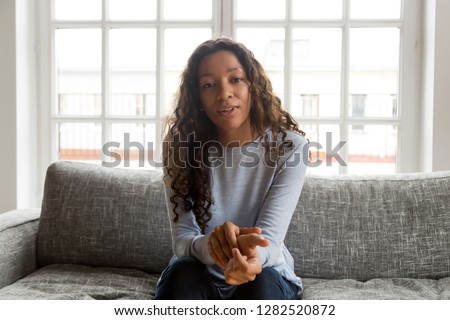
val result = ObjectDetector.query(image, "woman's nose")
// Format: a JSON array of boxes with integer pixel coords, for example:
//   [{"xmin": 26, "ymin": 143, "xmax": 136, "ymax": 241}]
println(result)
[{"xmin": 217, "ymin": 82, "xmax": 233, "ymax": 101}]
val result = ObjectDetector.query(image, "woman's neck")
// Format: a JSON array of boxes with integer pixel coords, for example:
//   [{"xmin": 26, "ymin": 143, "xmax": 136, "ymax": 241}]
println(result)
[{"xmin": 217, "ymin": 127, "xmax": 257, "ymax": 147}]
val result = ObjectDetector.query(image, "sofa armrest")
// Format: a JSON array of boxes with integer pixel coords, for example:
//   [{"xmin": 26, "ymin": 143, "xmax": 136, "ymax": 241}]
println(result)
[{"xmin": 0, "ymin": 208, "xmax": 40, "ymax": 289}]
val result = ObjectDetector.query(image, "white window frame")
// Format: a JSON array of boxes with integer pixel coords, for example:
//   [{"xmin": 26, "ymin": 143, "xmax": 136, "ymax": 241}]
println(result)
[{"xmin": 37, "ymin": 0, "xmax": 421, "ymax": 190}]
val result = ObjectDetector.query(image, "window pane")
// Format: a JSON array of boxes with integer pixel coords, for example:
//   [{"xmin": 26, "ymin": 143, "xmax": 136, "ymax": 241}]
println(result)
[
  {"xmin": 350, "ymin": 0, "xmax": 402, "ymax": 19},
  {"xmin": 58, "ymin": 94, "xmax": 101, "ymax": 115},
  {"xmin": 349, "ymin": 28, "xmax": 399, "ymax": 117},
  {"xmin": 236, "ymin": 0, "xmax": 286, "ymax": 20},
  {"xmin": 236, "ymin": 28, "xmax": 285, "ymax": 102},
  {"xmin": 302, "ymin": 124, "xmax": 341, "ymax": 175},
  {"xmin": 347, "ymin": 125, "xmax": 397, "ymax": 174},
  {"xmin": 109, "ymin": 123, "xmax": 157, "ymax": 168},
  {"xmin": 110, "ymin": 29, "xmax": 157, "ymax": 116},
  {"xmin": 163, "ymin": 0, "xmax": 212, "ymax": 20},
  {"xmin": 58, "ymin": 123, "xmax": 102, "ymax": 163},
  {"xmin": 293, "ymin": 0, "xmax": 342, "ymax": 19},
  {"xmin": 56, "ymin": 29, "xmax": 102, "ymax": 115},
  {"xmin": 109, "ymin": 0, "xmax": 157, "ymax": 20},
  {"xmin": 164, "ymin": 28, "xmax": 212, "ymax": 114},
  {"xmin": 292, "ymin": 28, "xmax": 341, "ymax": 118},
  {"xmin": 54, "ymin": 0, "xmax": 101, "ymax": 20}
]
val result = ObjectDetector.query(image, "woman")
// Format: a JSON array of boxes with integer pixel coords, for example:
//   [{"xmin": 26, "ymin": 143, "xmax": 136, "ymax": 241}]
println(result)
[{"xmin": 155, "ymin": 38, "xmax": 308, "ymax": 299}]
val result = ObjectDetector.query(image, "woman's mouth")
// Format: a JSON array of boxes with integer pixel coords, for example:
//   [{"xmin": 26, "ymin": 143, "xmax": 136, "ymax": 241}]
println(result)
[{"xmin": 219, "ymin": 106, "xmax": 238, "ymax": 113}]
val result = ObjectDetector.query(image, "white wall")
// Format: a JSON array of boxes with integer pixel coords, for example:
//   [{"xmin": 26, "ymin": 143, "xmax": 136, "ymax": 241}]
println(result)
[
  {"xmin": 16, "ymin": 0, "xmax": 38, "ymax": 208},
  {"xmin": 0, "ymin": 0, "xmax": 38, "ymax": 213},
  {"xmin": 0, "ymin": 0, "xmax": 17, "ymax": 213},
  {"xmin": 431, "ymin": 0, "xmax": 450, "ymax": 171},
  {"xmin": 420, "ymin": 0, "xmax": 435, "ymax": 172},
  {"xmin": 420, "ymin": 0, "xmax": 450, "ymax": 172}
]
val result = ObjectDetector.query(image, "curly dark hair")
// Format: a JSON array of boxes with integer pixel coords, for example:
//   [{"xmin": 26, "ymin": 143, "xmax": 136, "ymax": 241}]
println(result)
[{"xmin": 163, "ymin": 38, "xmax": 305, "ymax": 233}]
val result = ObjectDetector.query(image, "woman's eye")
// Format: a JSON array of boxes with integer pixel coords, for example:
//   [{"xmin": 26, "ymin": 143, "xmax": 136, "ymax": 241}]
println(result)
[
  {"xmin": 232, "ymin": 77, "xmax": 243, "ymax": 83},
  {"xmin": 202, "ymin": 82, "xmax": 214, "ymax": 89}
]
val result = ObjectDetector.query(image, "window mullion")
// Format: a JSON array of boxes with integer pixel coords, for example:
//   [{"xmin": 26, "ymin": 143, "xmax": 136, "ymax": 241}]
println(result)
[
  {"xmin": 155, "ymin": 0, "xmax": 164, "ymax": 163},
  {"xmin": 101, "ymin": 0, "xmax": 109, "ymax": 164},
  {"xmin": 50, "ymin": 23, "xmax": 60, "ymax": 163},
  {"xmin": 221, "ymin": 0, "xmax": 233, "ymax": 37},
  {"xmin": 339, "ymin": 0, "xmax": 350, "ymax": 174},
  {"xmin": 398, "ymin": 0, "xmax": 420, "ymax": 172},
  {"xmin": 285, "ymin": 0, "xmax": 293, "ymax": 114},
  {"xmin": 213, "ymin": 0, "xmax": 222, "ymax": 37}
]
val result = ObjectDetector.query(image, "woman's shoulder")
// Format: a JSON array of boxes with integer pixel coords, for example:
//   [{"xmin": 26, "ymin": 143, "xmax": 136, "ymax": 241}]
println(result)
[
  {"xmin": 285, "ymin": 129, "xmax": 307, "ymax": 144},
  {"xmin": 266, "ymin": 128, "xmax": 308, "ymax": 148}
]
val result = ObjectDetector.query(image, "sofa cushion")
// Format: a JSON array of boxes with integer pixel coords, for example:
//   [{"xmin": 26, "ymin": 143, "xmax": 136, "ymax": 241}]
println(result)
[
  {"xmin": 0, "ymin": 264, "xmax": 158, "ymax": 300},
  {"xmin": 286, "ymin": 171, "xmax": 450, "ymax": 281},
  {"xmin": 301, "ymin": 277, "xmax": 450, "ymax": 300},
  {"xmin": 0, "ymin": 209, "xmax": 40, "ymax": 289},
  {"xmin": 37, "ymin": 161, "xmax": 172, "ymax": 274}
]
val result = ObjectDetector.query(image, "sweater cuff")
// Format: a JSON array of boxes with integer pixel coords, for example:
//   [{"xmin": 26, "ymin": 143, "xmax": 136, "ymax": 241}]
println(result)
[
  {"xmin": 192, "ymin": 234, "xmax": 215, "ymax": 265},
  {"xmin": 256, "ymin": 245, "xmax": 269, "ymax": 266}
]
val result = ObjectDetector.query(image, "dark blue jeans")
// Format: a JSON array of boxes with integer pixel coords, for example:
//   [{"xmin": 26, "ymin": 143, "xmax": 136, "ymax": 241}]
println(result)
[{"xmin": 154, "ymin": 257, "xmax": 299, "ymax": 300}]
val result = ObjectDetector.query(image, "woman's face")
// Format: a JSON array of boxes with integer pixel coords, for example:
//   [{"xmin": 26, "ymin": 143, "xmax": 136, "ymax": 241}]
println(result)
[{"xmin": 197, "ymin": 50, "xmax": 252, "ymax": 145}]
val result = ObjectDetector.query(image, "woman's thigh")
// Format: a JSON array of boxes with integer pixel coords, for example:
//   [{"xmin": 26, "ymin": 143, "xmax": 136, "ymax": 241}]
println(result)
[
  {"xmin": 233, "ymin": 267, "xmax": 299, "ymax": 300},
  {"xmin": 154, "ymin": 257, "xmax": 221, "ymax": 300}
]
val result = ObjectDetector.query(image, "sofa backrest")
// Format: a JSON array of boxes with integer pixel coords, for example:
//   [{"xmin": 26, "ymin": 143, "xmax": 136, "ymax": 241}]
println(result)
[
  {"xmin": 286, "ymin": 172, "xmax": 450, "ymax": 281},
  {"xmin": 37, "ymin": 161, "xmax": 172, "ymax": 274},
  {"xmin": 38, "ymin": 161, "xmax": 450, "ymax": 280}
]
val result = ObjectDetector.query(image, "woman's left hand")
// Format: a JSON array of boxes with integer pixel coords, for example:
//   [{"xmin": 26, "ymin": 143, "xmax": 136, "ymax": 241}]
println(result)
[
  {"xmin": 208, "ymin": 222, "xmax": 262, "ymax": 270},
  {"xmin": 224, "ymin": 234, "xmax": 269, "ymax": 285}
]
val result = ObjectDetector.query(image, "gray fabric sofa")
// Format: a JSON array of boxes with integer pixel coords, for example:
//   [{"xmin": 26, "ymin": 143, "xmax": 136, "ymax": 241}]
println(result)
[{"xmin": 1, "ymin": 161, "xmax": 449, "ymax": 299}]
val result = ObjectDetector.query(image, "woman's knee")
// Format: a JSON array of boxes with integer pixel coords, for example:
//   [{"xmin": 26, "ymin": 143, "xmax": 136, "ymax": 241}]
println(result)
[
  {"xmin": 155, "ymin": 257, "xmax": 215, "ymax": 299},
  {"xmin": 234, "ymin": 268, "xmax": 298, "ymax": 300},
  {"xmin": 165, "ymin": 257, "xmax": 204, "ymax": 278}
]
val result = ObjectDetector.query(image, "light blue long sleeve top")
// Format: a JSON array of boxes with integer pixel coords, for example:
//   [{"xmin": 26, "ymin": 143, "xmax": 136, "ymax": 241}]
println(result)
[{"xmin": 163, "ymin": 129, "xmax": 308, "ymax": 297}]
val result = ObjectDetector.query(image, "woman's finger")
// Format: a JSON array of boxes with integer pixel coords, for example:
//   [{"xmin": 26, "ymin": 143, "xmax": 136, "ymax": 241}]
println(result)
[
  {"xmin": 224, "ymin": 255, "xmax": 251, "ymax": 285},
  {"xmin": 238, "ymin": 227, "xmax": 262, "ymax": 236},
  {"xmin": 231, "ymin": 247, "xmax": 249, "ymax": 269},
  {"xmin": 222, "ymin": 222, "xmax": 240, "ymax": 258},
  {"xmin": 212, "ymin": 226, "xmax": 232, "ymax": 260},
  {"xmin": 231, "ymin": 247, "xmax": 262, "ymax": 280},
  {"xmin": 237, "ymin": 234, "xmax": 269, "ymax": 257},
  {"xmin": 208, "ymin": 233, "xmax": 228, "ymax": 269}
]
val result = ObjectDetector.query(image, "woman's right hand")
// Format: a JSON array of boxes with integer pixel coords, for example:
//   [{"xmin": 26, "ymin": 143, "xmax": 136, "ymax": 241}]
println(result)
[
  {"xmin": 207, "ymin": 221, "xmax": 261, "ymax": 269},
  {"xmin": 224, "ymin": 233, "xmax": 269, "ymax": 285}
]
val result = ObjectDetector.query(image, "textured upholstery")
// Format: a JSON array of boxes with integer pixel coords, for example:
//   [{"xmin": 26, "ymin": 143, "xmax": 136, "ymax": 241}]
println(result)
[
  {"xmin": 37, "ymin": 161, "xmax": 172, "ymax": 274},
  {"xmin": 0, "ymin": 209, "xmax": 40, "ymax": 289},
  {"xmin": 0, "ymin": 264, "xmax": 158, "ymax": 300},
  {"xmin": 301, "ymin": 277, "xmax": 450, "ymax": 300},
  {"xmin": 287, "ymin": 172, "xmax": 450, "ymax": 280}
]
